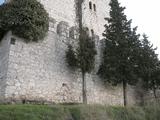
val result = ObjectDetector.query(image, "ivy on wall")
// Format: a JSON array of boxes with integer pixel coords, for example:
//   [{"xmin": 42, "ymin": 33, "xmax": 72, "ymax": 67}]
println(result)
[{"xmin": 0, "ymin": 0, "xmax": 49, "ymax": 42}]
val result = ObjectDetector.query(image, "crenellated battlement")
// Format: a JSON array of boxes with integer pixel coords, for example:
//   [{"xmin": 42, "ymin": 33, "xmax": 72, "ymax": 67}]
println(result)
[{"xmin": 49, "ymin": 17, "xmax": 99, "ymax": 38}]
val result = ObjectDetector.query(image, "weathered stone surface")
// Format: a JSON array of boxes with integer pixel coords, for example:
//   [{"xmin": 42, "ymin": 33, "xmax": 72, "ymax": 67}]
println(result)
[
  {"xmin": 0, "ymin": 31, "xmax": 11, "ymax": 102},
  {"xmin": 0, "ymin": 30, "xmax": 136, "ymax": 105}
]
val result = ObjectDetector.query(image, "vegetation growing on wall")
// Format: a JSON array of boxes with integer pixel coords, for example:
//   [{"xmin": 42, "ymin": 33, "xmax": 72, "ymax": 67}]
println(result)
[{"xmin": 0, "ymin": 0, "xmax": 49, "ymax": 42}]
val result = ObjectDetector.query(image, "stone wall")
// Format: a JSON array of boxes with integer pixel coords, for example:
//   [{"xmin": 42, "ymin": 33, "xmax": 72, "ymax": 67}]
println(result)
[
  {"xmin": 1, "ymin": 28, "xmax": 136, "ymax": 105},
  {"xmin": 38, "ymin": 0, "xmax": 76, "ymax": 28},
  {"xmin": 5, "ymin": 31, "xmax": 81, "ymax": 103},
  {"xmin": 0, "ymin": 31, "xmax": 11, "ymax": 101}
]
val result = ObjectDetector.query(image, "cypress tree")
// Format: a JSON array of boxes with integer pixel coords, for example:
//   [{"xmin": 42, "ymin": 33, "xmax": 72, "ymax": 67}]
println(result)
[
  {"xmin": 98, "ymin": 0, "xmax": 141, "ymax": 106},
  {"xmin": 66, "ymin": 0, "xmax": 96, "ymax": 104},
  {"xmin": 139, "ymin": 34, "xmax": 160, "ymax": 99},
  {"xmin": 66, "ymin": 29, "xmax": 97, "ymax": 104}
]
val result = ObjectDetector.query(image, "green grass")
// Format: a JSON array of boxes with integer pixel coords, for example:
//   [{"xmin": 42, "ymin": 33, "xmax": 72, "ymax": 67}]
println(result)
[{"xmin": 0, "ymin": 104, "xmax": 159, "ymax": 120}]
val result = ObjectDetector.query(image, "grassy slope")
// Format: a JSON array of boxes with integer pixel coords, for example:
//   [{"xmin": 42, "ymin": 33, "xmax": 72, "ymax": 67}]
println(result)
[{"xmin": 0, "ymin": 104, "xmax": 159, "ymax": 120}]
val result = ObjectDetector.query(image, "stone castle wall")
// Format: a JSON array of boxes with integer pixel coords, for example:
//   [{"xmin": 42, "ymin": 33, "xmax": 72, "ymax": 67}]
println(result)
[
  {"xmin": 38, "ymin": 0, "xmax": 76, "ymax": 27},
  {"xmin": 0, "ymin": 32, "xmax": 11, "ymax": 101},
  {"xmin": 0, "ymin": 25, "xmax": 136, "ymax": 105}
]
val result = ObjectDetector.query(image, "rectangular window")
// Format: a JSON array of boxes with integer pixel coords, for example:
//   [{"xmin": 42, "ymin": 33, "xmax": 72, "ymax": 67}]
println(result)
[{"xmin": 89, "ymin": 2, "xmax": 92, "ymax": 10}]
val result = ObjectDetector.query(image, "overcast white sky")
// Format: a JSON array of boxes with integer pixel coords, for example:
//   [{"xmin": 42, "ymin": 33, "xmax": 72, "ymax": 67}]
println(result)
[{"xmin": 119, "ymin": 0, "xmax": 160, "ymax": 57}]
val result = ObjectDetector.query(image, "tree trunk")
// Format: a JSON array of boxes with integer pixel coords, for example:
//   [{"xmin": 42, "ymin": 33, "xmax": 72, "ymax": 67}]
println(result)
[
  {"xmin": 123, "ymin": 80, "xmax": 127, "ymax": 106},
  {"xmin": 82, "ymin": 72, "xmax": 87, "ymax": 104},
  {"xmin": 76, "ymin": 0, "xmax": 87, "ymax": 104},
  {"xmin": 153, "ymin": 87, "xmax": 157, "ymax": 100}
]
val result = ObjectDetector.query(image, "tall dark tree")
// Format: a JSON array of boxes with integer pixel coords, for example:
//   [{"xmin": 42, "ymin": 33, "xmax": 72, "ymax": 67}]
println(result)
[
  {"xmin": 98, "ymin": 0, "xmax": 141, "ymax": 106},
  {"xmin": 150, "ymin": 63, "xmax": 160, "ymax": 99},
  {"xmin": 66, "ymin": 29, "xmax": 97, "ymax": 104},
  {"xmin": 66, "ymin": 0, "xmax": 96, "ymax": 104},
  {"xmin": 77, "ymin": 30, "xmax": 97, "ymax": 104},
  {"xmin": 139, "ymin": 34, "xmax": 160, "ymax": 99}
]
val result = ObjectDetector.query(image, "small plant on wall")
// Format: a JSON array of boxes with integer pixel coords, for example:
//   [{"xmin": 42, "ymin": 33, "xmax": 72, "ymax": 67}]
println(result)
[{"xmin": 0, "ymin": 0, "xmax": 49, "ymax": 42}]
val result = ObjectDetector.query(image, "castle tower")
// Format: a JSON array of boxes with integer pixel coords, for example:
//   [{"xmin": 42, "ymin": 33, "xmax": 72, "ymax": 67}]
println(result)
[
  {"xmin": 82, "ymin": 0, "xmax": 110, "ymax": 38},
  {"xmin": 38, "ymin": 0, "xmax": 110, "ymax": 38}
]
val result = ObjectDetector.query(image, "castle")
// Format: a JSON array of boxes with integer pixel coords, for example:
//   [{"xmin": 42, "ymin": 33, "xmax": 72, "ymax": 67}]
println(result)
[{"xmin": 0, "ymin": 0, "xmax": 138, "ymax": 105}]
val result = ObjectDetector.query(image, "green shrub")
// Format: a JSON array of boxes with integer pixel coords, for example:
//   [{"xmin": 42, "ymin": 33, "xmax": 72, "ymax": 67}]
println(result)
[{"xmin": 0, "ymin": 0, "xmax": 49, "ymax": 42}]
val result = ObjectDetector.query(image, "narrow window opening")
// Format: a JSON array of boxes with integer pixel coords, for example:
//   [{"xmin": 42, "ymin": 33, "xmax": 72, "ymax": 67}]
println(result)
[
  {"xmin": 89, "ymin": 2, "xmax": 92, "ymax": 10},
  {"xmin": 93, "ymin": 4, "xmax": 96, "ymax": 11},
  {"xmin": 11, "ymin": 37, "xmax": 16, "ymax": 45}
]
